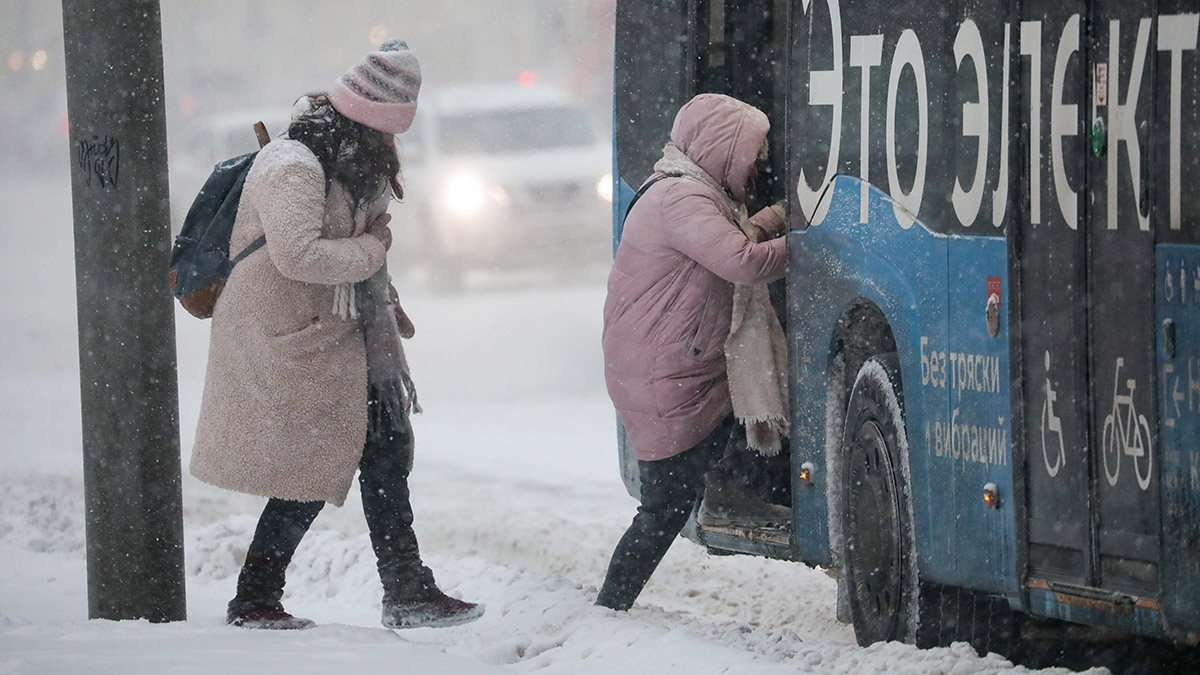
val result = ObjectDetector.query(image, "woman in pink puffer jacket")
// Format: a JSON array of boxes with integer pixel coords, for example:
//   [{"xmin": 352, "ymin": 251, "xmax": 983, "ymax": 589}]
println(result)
[{"xmin": 597, "ymin": 93, "xmax": 787, "ymax": 610}]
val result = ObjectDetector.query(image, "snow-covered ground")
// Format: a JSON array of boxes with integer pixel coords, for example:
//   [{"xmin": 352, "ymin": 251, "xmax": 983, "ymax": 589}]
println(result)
[{"xmin": 0, "ymin": 172, "xmax": 1096, "ymax": 674}]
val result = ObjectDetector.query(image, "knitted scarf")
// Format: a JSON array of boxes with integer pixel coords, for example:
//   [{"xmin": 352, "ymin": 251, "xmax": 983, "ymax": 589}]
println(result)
[
  {"xmin": 289, "ymin": 94, "xmax": 420, "ymax": 441},
  {"xmin": 332, "ymin": 193, "xmax": 420, "ymax": 444},
  {"xmin": 653, "ymin": 143, "xmax": 789, "ymax": 455}
]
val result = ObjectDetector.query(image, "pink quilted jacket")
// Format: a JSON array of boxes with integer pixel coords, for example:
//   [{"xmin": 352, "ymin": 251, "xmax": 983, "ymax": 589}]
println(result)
[{"xmin": 603, "ymin": 94, "xmax": 787, "ymax": 462}]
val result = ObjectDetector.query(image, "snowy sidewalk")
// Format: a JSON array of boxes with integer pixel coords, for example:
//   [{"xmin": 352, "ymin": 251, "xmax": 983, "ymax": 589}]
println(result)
[
  {"xmin": 0, "ymin": 175, "xmax": 1090, "ymax": 674},
  {"xmin": 0, "ymin": 620, "xmax": 503, "ymax": 675}
]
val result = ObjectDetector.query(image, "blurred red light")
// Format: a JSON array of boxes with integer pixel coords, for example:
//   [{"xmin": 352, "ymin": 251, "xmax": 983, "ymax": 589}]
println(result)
[
  {"xmin": 518, "ymin": 71, "xmax": 537, "ymax": 88},
  {"xmin": 180, "ymin": 95, "xmax": 198, "ymax": 118}
]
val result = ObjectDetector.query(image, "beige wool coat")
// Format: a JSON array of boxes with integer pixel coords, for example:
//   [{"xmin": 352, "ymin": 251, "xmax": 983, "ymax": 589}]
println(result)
[{"xmin": 190, "ymin": 139, "xmax": 389, "ymax": 506}]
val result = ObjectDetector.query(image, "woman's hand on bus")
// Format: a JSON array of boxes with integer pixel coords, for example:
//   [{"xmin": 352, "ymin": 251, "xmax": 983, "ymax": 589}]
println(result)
[
  {"xmin": 769, "ymin": 200, "xmax": 787, "ymax": 227},
  {"xmin": 749, "ymin": 200, "xmax": 788, "ymax": 242}
]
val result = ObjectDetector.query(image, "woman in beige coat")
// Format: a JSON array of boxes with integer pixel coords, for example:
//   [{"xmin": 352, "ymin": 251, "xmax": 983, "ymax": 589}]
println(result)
[{"xmin": 190, "ymin": 40, "xmax": 482, "ymax": 631}]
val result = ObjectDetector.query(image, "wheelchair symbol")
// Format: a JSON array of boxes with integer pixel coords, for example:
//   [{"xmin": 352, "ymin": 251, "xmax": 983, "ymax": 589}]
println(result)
[{"xmin": 1040, "ymin": 351, "xmax": 1066, "ymax": 477}]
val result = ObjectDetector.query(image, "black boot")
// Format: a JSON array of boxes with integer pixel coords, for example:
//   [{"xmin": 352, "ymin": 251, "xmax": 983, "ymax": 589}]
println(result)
[
  {"xmin": 360, "ymin": 394, "xmax": 484, "ymax": 629},
  {"xmin": 227, "ymin": 604, "xmax": 315, "ymax": 630},
  {"xmin": 227, "ymin": 498, "xmax": 324, "ymax": 630},
  {"xmin": 381, "ymin": 566, "xmax": 484, "ymax": 629}
]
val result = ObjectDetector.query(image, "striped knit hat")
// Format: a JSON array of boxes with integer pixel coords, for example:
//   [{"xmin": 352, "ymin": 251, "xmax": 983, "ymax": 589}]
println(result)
[{"xmin": 330, "ymin": 39, "xmax": 421, "ymax": 134}]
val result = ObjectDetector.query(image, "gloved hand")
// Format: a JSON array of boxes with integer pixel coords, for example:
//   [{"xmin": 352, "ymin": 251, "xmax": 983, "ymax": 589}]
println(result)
[
  {"xmin": 769, "ymin": 199, "xmax": 787, "ymax": 226},
  {"xmin": 366, "ymin": 212, "xmax": 393, "ymax": 251},
  {"xmin": 749, "ymin": 200, "xmax": 789, "ymax": 242}
]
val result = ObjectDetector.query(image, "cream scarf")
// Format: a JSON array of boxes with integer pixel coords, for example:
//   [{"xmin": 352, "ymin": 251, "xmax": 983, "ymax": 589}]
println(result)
[{"xmin": 652, "ymin": 144, "xmax": 789, "ymax": 455}]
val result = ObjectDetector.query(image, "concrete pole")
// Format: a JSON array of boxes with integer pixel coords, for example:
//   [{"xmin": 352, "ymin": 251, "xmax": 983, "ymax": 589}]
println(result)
[{"xmin": 61, "ymin": 0, "xmax": 186, "ymax": 622}]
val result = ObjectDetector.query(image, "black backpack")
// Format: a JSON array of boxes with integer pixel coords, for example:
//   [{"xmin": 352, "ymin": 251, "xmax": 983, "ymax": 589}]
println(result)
[{"xmin": 168, "ymin": 122, "xmax": 273, "ymax": 318}]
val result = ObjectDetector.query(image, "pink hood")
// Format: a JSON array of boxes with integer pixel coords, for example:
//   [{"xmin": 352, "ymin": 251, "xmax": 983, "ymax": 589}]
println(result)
[{"xmin": 669, "ymin": 93, "xmax": 769, "ymax": 204}]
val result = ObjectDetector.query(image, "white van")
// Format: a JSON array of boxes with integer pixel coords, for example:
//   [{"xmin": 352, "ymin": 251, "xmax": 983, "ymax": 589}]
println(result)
[{"xmin": 391, "ymin": 83, "xmax": 612, "ymax": 290}]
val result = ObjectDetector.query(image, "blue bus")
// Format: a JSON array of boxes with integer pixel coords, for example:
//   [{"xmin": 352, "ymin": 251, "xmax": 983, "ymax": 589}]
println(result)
[{"xmin": 613, "ymin": 0, "xmax": 1200, "ymax": 653}]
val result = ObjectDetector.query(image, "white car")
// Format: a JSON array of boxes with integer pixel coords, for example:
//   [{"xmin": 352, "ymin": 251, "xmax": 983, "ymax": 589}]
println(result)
[{"xmin": 390, "ymin": 83, "xmax": 613, "ymax": 290}]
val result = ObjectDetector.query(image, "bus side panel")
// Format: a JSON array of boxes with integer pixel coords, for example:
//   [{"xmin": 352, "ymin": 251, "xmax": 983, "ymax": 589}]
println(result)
[
  {"xmin": 1156, "ymin": 243, "xmax": 1200, "ymax": 634},
  {"xmin": 789, "ymin": 177, "xmax": 950, "ymax": 578},
  {"xmin": 792, "ymin": 177, "xmax": 1023, "ymax": 595},
  {"xmin": 787, "ymin": 230, "xmax": 848, "ymax": 566},
  {"xmin": 612, "ymin": 174, "xmax": 636, "ymax": 250},
  {"xmin": 944, "ymin": 236, "xmax": 1018, "ymax": 594},
  {"xmin": 613, "ymin": 173, "xmax": 640, "ymax": 501},
  {"xmin": 786, "ymin": 0, "xmax": 1022, "ymax": 593}
]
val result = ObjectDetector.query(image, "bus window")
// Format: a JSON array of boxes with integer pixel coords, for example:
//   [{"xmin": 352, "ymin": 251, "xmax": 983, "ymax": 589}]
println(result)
[
  {"xmin": 614, "ymin": 1, "xmax": 692, "ymax": 188},
  {"xmin": 615, "ymin": 0, "xmax": 787, "ymax": 204},
  {"xmin": 711, "ymin": 0, "xmax": 789, "ymax": 204}
]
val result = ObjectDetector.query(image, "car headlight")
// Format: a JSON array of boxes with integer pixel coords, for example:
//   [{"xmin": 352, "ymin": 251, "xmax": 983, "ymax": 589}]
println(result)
[
  {"xmin": 596, "ymin": 173, "xmax": 613, "ymax": 202},
  {"xmin": 445, "ymin": 173, "xmax": 487, "ymax": 217},
  {"xmin": 444, "ymin": 173, "xmax": 508, "ymax": 218}
]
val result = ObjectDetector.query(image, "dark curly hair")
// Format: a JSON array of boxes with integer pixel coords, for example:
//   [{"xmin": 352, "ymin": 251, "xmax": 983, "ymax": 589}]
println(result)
[{"xmin": 287, "ymin": 92, "xmax": 403, "ymax": 207}]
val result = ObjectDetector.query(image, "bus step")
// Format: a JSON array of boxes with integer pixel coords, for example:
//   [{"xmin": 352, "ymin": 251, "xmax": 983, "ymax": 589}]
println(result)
[
  {"xmin": 697, "ymin": 523, "xmax": 792, "ymax": 560},
  {"xmin": 1029, "ymin": 578, "xmax": 1158, "ymax": 612}
]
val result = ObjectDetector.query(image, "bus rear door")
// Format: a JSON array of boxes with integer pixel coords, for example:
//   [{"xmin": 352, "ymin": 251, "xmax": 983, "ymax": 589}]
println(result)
[{"xmin": 1018, "ymin": 0, "xmax": 1161, "ymax": 619}]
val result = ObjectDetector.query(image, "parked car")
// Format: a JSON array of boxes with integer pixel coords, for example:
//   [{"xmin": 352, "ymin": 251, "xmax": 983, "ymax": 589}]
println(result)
[
  {"xmin": 390, "ymin": 83, "xmax": 613, "ymax": 290},
  {"xmin": 169, "ymin": 87, "xmax": 613, "ymax": 291}
]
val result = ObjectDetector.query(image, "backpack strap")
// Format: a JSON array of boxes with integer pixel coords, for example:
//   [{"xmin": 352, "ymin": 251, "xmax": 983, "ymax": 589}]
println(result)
[
  {"xmin": 231, "ymin": 235, "xmax": 267, "ymax": 266},
  {"xmin": 622, "ymin": 172, "xmax": 682, "ymax": 225}
]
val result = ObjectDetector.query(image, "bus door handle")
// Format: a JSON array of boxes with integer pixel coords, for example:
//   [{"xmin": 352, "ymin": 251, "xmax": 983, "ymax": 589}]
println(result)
[
  {"xmin": 987, "ymin": 293, "xmax": 1001, "ymax": 337},
  {"xmin": 1162, "ymin": 318, "xmax": 1175, "ymax": 359}
]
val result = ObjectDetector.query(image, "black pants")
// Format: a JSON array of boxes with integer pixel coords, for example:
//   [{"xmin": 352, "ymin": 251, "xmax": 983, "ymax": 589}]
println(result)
[
  {"xmin": 595, "ymin": 415, "xmax": 735, "ymax": 611},
  {"xmin": 230, "ymin": 392, "xmax": 431, "ymax": 615}
]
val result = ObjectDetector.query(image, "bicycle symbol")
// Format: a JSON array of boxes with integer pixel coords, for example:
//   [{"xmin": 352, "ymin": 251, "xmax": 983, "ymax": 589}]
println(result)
[
  {"xmin": 1101, "ymin": 358, "xmax": 1153, "ymax": 491},
  {"xmin": 1040, "ymin": 351, "xmax": 1066, "ymax": 477}
]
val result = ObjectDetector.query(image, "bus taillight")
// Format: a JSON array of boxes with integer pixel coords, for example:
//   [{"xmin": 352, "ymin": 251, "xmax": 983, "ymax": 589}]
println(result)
[
  {"xmin": 983, "ymin": 482, "xmax": 1000, "ymax": 509},
  {"xmin": 799, "ymin": 462, "xmax": 815, "ymax": 486}
]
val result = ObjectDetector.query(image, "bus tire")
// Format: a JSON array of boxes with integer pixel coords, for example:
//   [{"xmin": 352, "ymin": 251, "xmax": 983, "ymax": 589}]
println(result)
[
  {"xmin": 915, "ymin": 581, "xmax": 1018, "ymax": 655},
  {"xmin": 840, "ymin": 352, "xmax": 917, "ymax": 646}
]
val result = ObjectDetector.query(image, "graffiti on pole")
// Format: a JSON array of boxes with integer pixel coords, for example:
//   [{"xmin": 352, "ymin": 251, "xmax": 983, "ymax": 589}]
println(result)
[{"xmin": 77, "ymin": 134, "xmax": 120, "ymax": 188}]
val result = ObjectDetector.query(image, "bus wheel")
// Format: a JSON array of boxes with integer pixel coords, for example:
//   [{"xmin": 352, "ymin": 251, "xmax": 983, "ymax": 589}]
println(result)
[{"xmin": 840, "ymin": 353, "xmax": 916, "ymax": 646}]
